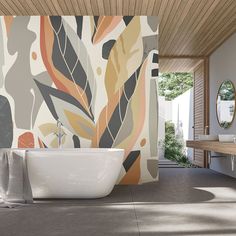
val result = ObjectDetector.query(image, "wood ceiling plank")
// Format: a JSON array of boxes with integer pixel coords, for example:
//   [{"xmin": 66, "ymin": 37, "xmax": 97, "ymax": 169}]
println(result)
[
  {"xmin": 0, "ymin": 0, "xmax": 21, "ymax": 15},
  {"xmin": 160, "ymin": 0, "xmax": 196, "ymax": 55},
  {"xmin": 178, "ymin": 0, "xmax": 228, "ymax": 55},
  {"xmin": 97, "ymin": 0, "xmax": 105, "ymax": 15},
  {"xmin": 69, "ymin": 0, "xmax": 81, "ymax": 15},
  {"xmin": 202, "ymin": 10, "xmax": 236, "ymax": 55},
  {"xmin": 76, "ymin": 0, "xmax": 87, "ymax": 15},
  {"xmin": 128, "ymin": 0, "xmax": 136, "ymax": 15},
  {"xmin": 32, "ymin": 0, "xmax": 49, "ymax": 15},
  {"xmin": 160, "ymin": 59, "xmax": 169, "ymax": 72},
  {"xmin": 110, "ymin": 0, "xmax": 117, "ymax": 15},
  {"xmin": 156, "ymin": 0, "xmax": 169, "ymax": 22},
  {"xmin": 193, "ymin": 0, "xmax": 235, "ymax": 55},
  {"xmin": 116, "ymin": 0, "xmax": 122, "ymax": 15},
  {"xmin": 152, "ymin": 0, "xmax": 161, "ymax": 16},
  {"xmin": 56, "ymin": 0, "xmax": 70, "ymax": 14},
  {"xmin": 160, "ymin": 58, "xmax": 201, "ymax": 73},
  {"xmin": 90, "ymin": 0, "xmax": 99, "ymax": 15},
  {"xmin": 158, "ymin": 1, "xmax": 190, "ymax": 55},
  {"xmin": 159, "ymin": 0, "xmax": 178, "ymax": 35},
  {"xmin": 140, "ymin": 0, "xmax": 149, "ymax": 15},
  {"xmin": 134, "ymin": 0, "xmax": 142, "ymax": 15},
  {"xmin": 146, "ymin": 0, "xmax": 156, "ymax": 15},
  {"xmin": 41, "ymin": 0, "xmax": 56, "ymax": 15},
  {"xmin": 184, "ymin": 0, "xmax": 232, "ymax": 54},
  {"xmin": 20, "ymin": 0, "xmax": 39, "ymax": 15},
  {"xmin": 12, "ymin": 0, "xmax": 30, "ymax": 14},
  {"xmin": 207, "ymin": 25, "xmax": 236, "ymax": 55},
  {"xmin": 159, "ymin": 0, "xmax": 181, "ymax": 40},
  {"xmin": 64, "ymin": 0, "xmax": 77, "ymax": 15},
  {"xmin": 49, "ymin": 0, "xmax": 64, "ymax": 14},
  {"xmin": 83, "ymin": 0, "xmax": 93, "ymax": 14},
  {"xmin": 103, "ymin": 0, "xmax": 111, "ymax": 15},
  {"xmin": 27, "ymin": 0, "xmax": 42, "ymax": 15},
  {"xmin": 201, "ymin": 18, "xmax": 236, "ymax": 55},
  {"xmin": 176, "ymin": 0, "xmax": 219, "ymax": 55},
  {"xmin": 169, "ymin": 0, "xmax": 216, "ymax": 55},
  {"xmin": 123, "ymin": 0, "xmax": 129, "ymax": 15},
  {"xmin": 0, "ymin": 1, "xmax": 13, "ymax": 14}
]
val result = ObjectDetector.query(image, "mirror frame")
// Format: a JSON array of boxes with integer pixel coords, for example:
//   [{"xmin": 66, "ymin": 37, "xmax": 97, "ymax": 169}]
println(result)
[{"xmin": 216, "ymin": 80, "xmax": 236, "ymax": 129}]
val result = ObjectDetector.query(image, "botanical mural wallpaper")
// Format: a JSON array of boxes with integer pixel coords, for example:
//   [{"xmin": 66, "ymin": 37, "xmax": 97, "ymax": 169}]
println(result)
[{"xmin": 0, "ymin": 16, "xmax": 159, "ymax": 184}]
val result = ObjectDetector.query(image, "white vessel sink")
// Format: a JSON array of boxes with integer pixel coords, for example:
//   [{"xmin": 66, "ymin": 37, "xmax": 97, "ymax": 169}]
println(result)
[
  {"xmin": 198, "ymin": 135, "xmax": 218, "ymax": 141},
  {"xmin": 218, "ymin": 134, "xmax": 236, "ymax": 143}
]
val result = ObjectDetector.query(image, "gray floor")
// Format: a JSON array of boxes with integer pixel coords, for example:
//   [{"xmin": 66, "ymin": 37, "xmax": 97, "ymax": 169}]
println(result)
[{"xmin": 1, "ymin": 168, "xmax": 236, "ymax": 236}]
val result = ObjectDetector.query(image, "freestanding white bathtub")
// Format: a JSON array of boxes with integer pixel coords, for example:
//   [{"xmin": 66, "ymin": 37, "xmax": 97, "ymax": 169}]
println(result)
[{"xmin": 26, "ymin": 148, "xmax": 124, "ymax": 199}]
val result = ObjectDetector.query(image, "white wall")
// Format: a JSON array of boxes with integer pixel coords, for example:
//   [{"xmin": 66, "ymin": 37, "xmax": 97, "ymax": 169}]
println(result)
[
  {"xmin": 171, "ymin": 89, "xmax": 194, "ymax": 159},
  {"xmin": 164, "ymin": 101, "xmax": 172, "ymax": 121},
  {"xmin": 158, "ymin": 96, "xmax": 166, "ymax": 160},
  {"xmin": 209, "ymin": 33, "xmax": 236, "ymax": 177},
  {"xmin": 159, "ymin": 90, "xmax": 194, "ymax": 160}
]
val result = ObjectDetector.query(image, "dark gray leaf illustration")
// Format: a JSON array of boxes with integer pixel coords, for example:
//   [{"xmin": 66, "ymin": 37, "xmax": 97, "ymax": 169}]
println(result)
[
  {"xmin": 49, "ymin": 16, "xmax": 95, "ymax": 119},
  {"xmin": 0, "ymin": 95, "xmax": 13, "ymax": 148}
]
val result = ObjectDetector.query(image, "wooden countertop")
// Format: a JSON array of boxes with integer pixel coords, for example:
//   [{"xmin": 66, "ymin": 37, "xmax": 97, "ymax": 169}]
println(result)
[{"xmin": 186, "ymin": 140, "xmax": 236, "ymax": 155}]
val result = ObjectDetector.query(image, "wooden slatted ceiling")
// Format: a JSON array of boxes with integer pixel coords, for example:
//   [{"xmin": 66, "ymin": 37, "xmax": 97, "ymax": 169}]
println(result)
[
  {"xmin": 159, "ymin": 58, "xmax": 203, "ymax": 73},
  {"xmin": 0, "ymin": 0, "xmax": 235, "ymax": 71}
]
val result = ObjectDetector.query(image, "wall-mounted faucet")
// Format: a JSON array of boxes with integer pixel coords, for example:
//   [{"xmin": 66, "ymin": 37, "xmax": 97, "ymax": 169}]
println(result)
[
  {"xmin": 54, "ymin": 119, "xmax": 66, "ymax": 148},
  {"xmin": 204, "ymin": 126, "xmax": 209, "ymax": 135}
]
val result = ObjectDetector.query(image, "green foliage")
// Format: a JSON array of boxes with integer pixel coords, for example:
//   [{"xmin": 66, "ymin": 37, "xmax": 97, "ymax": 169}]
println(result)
[
  {"xmin": 220, "ymin": 121, "xmax": 231, "ymax": 129},
  {"xmin": 163, "ymin": 121, "xmax": 193, "ymax": 167},
  {"xmin": 158, "ymin": 72, "xmax": 193, "ymax": 101},
  {"xmin": 218, "ymin": 81, "xmax": 235, "ymax": 101}
]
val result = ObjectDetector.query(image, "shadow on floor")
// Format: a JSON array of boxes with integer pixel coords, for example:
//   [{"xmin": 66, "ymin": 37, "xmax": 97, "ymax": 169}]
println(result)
[{"xmin": 1, "ymin": 168, "xmax": 236, "ymax": 236}]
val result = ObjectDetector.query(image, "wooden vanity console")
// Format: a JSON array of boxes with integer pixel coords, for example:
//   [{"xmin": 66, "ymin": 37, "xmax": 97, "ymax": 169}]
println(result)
[{"xmin": 186, "ymin": 140, "xmax": 236, "ymax": 155}]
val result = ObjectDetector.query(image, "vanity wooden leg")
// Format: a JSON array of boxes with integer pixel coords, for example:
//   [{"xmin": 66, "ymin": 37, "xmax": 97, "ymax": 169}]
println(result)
[
  {"xmin": 208, "ymin": 151, "xmax": 211, "ymax": 165},
  {"xmin": 231, "ymin": 155, "xmax": 235, "ymax": 171}
]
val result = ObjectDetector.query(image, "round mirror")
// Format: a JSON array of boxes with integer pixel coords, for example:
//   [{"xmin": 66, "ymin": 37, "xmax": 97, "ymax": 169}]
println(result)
[{"xmin": 216, "ymin": 80, "xmax": 236, "ymax": 128}]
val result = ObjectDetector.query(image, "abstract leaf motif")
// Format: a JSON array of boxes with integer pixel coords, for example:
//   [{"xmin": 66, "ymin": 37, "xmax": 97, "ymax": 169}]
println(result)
[
  {"xmin": 18, "ymin": 132, "xmax": 34, "ymax": 148},
  {"xmin": 105, "ymin": 16, "xmax": 143, "ymax": 99},
  {"xmin": 39, "ymin": 123, "xmax": 66, "ymax": 148},
  {"xmin": 102, "ymin": 40, "xmax": 116, "ymax": 60},
  {"xmin": 123, "ymin": 16, "xmax": 134, "ymax": 26},
  {"xmin": 147, "ymin": 17, "xmax": 158, "ymax": 32},
  {"xmin": 5, "ymin": 16, "xmax": 52, "ymax": 130},
  {"xmin": 92, "ymin": 16, "xmax": 123, "ymax": 44},
  {"xmin": 64, "ymin": 110, "xmax": 94, "ymax": 139},
  {"xmin": 75, "ymin": 16, "xmax": 83, "ymax": 39},
  {"xmin": 38, "ymin": 138, "xmax": 47, "ymax": 148},
  {"xmin": 38, "ymin": 16, "xmax": 157, "ymax": 184},
  {"xmin": 51, "ymin": 16, "xmax": 94, "ymax": 118},
  {"xmin": 92, "ymin": 59, "xmax": 148, "ymax": 160},
  {"xmin": 72, "ymin": 135, "xmax": 80, "ymax": 148},
  {"xmin": 64, "ymin": 17, "xmax": 97, "ymax": 114},
  {"xmin": 4, "ymin": 16, "xmax": 13, "ymax": 37},
  {"xmin": 142, "ymin": 35, "xmax": 158, "ymax": 62},
  {"xmin": 121, "ymin": 150, "xmax": 141, "ymax": 184},
  {"xmin": 120, "ymin": 152, "xmax": 141, "ymax": 184},
  {"xmin": 0, "ymin": 95, "xmax": 13, "ymax": 148},
  {"xmin": 123, "ymin": 150, "xmax": 140, "ymax": 172},
  {"xmin": 0, "ymin": 18, "xmax": 4, "ymax": 88},
  {"xmin": 40, "ymin": 16, "xmax": 95, "ymax": 120},
  {"xmin": 149, "ymin": 78, "xmax": 158, "ymax": 157},
  {"xmin": 147, "ymin": 160, "xmax": 158, "ymax": 179},
  {"xmin": 34, "ymin": 80, "xmax": 95, "ymax": 139}
]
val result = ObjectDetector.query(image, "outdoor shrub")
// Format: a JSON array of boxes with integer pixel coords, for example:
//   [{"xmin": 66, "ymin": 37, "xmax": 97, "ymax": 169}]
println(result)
[{"xmin": 164, "ymin": 121, "xmax": 193, "ymax": 167}]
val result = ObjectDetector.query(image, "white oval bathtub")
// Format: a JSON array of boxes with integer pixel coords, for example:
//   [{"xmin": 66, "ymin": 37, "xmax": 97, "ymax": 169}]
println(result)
[{"xmin": 26, "ymin": 148, "xmax": 124, "ymax": 199}]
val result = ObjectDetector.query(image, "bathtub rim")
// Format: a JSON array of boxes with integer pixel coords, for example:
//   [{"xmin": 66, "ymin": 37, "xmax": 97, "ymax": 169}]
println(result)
[{"xmin": 0, "ymin": 148, "xmax": 125, "ymax": 153}]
